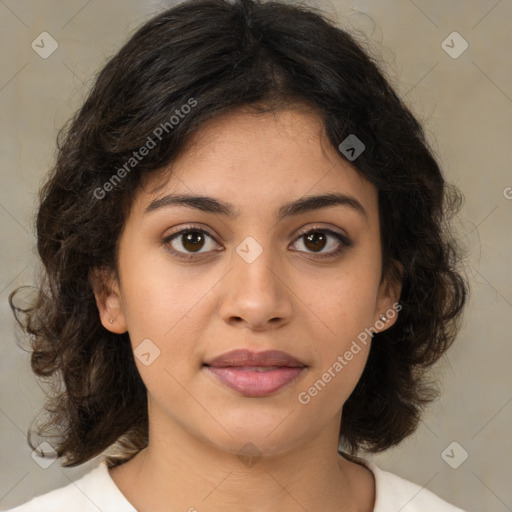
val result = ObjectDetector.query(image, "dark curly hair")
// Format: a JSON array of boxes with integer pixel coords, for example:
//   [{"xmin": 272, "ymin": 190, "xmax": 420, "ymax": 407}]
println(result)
[{"xmin": 9, "ymin": 0, "xmax": 468, "ymax": 468}]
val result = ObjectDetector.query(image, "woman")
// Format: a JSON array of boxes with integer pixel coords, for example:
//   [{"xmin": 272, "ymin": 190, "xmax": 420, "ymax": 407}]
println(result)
[{"xmin": 8, "ymin": 0, "xmax": 468, "ymax": 510}]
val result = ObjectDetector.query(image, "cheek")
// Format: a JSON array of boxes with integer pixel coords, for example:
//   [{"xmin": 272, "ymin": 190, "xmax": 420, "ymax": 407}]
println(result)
[
  {"xmin": 118, "ymin": 258, "xmax": 220, "ymax": 380},
  {"xmin": 292, "ymin": 257, "xmax": 380, "ymax": 398},
  {"xmin": 298, "ymin": 267, "xmax": 380, "ymax": 342},
  {"xmin": 296, "ymin": 285, "xmax": 373, "ymax": 413},
  {"xmin": 295, "ymin": 320, "xmax": 371, "ymax": 421},
  {"xmin": 119, "ymin": 245, "xmax": 210, "ymax": 335}
]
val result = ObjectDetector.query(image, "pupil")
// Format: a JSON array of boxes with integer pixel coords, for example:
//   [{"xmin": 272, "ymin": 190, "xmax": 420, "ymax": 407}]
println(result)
[{"xmin": 306, "ymin": 232, "xmax": 326, "ymax": 251}]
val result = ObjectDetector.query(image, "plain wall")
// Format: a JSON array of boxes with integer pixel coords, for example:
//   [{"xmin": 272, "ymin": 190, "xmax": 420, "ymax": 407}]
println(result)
[{"xmin": 1, "ymin": 1, "xmax": 511, "ymax": 511}]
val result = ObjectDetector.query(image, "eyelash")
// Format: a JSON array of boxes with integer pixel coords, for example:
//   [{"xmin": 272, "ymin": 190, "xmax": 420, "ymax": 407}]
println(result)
[{"xmin": 163, "ymin": 224, "xmax": 353, "ymax": 261}]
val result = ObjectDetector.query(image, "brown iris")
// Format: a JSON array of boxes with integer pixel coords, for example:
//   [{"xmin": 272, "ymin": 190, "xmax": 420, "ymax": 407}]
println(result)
[
  {"xmin": 181, "ymin": 231, "xmax": 206, "ymax": 252},
  {"xmin": 303, "ymin": 231, "xmax": 327, "ymax": 252}
]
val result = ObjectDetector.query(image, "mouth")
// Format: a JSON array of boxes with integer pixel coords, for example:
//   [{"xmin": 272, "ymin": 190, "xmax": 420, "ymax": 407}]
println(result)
[{"xmin": 202, "ymin": 349, "xmax": 308, "ymax": 397}]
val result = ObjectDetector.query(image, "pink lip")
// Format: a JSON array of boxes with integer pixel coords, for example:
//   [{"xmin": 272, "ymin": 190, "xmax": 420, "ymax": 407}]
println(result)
[{"xmin": 203, "ymin": 349, "xmax": 307, "ymax": 397}]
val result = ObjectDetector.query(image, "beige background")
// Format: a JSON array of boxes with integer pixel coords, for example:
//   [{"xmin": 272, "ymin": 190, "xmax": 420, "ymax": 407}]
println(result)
[{"xmin": 1, "ymin": 1, "xmax": 511, "ymax": 511}]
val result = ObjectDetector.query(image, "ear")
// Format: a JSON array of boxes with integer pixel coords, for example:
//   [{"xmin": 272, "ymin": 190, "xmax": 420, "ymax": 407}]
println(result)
[
  {"xmin": 89, "ymin": 266, "xmax": 127, "ymax": 334},
  {"xmin": 374, "ymin": 260, "xmax": 403, "ymax": 333}
]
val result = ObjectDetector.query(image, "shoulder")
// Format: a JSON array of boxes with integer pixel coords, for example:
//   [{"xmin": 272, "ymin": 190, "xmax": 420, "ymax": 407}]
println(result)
[
  {"xmin": 5, "ymin": 460, "xmax": 136, "ymax": 512},
  {"xmin": 363, "ymin": 459, "xmax": 467, "ymax": 512}
]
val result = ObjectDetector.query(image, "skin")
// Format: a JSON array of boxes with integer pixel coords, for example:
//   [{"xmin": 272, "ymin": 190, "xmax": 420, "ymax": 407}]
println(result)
[{"xmin": 91, "ymin": 105, "xmax": 402, "ymax": 512}]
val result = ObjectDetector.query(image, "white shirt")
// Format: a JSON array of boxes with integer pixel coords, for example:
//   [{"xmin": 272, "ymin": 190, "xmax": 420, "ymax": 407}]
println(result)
[{"xmin": 5, "ymin": 457, "xmax": 466, "ymax": 511}]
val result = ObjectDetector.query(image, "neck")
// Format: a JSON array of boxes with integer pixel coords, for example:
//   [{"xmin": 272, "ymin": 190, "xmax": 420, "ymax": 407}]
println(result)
[{"xmin": 108, "ymin": 404, "xmax": 375, "ymax": 512}]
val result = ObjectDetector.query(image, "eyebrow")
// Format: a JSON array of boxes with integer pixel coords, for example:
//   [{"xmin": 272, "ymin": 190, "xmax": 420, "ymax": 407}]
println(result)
[{"xmin": 145, "ymin": 192, "xmax": 368, "ymax": 222}]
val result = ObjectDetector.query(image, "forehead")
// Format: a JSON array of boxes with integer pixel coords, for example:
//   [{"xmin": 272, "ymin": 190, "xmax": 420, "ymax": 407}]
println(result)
[{"xmin": 135, "ymin": 107, "xmax": 378, "ymax": 222}]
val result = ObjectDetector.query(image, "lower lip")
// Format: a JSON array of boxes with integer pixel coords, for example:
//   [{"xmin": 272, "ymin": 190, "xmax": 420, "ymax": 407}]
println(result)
[{"xmin": 204, "ymin": 366, "xmax": 306, "ymax": 397}]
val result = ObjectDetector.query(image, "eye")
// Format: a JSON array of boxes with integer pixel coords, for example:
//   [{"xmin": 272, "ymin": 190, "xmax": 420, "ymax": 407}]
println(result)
[
  {"xmin": 163, "ymin": 226, "xmax": 220, "ymax": 260},
  {"xmin": 163, "ymin": 225, "xmax": 352, "ymax": 260},
  {"xmin": 291, "ymin": 227, "xmax": 352, "ymax": 259}
]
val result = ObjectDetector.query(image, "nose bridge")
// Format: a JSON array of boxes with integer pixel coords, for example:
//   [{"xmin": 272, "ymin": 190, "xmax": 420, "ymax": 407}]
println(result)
[
  {"xmin": 234, "ymin": 233, "xmax": 280, "ymax": 296},
  {"xmin": 219, "ymin": 232, "xmax": 292, "ymax": 328}
]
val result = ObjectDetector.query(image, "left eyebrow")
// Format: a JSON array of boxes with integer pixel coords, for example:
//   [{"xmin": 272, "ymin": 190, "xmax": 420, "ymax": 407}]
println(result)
[{"xmin": 144, "ymin": 192, "xmax": 368, "ymax": 222}]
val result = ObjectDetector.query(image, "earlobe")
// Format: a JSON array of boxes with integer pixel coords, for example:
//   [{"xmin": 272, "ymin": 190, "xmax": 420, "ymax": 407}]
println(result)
[{"xmin": 89, "ymin": 267, "xmax": 128, "ymax": 334}]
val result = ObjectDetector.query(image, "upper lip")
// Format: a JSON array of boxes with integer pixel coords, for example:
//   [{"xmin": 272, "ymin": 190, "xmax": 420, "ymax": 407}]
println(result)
[{"xmin": 204, "ymin": 349, "xmax": 307, "ymax": 368}]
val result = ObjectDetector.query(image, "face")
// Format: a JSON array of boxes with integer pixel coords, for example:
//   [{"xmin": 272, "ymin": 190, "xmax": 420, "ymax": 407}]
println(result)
[{"xmin": 93, "ymin": 106, "xmax": 401, "ymax": 458}]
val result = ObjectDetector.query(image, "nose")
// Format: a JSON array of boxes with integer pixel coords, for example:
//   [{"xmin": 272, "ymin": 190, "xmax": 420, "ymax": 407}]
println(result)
[{"xmin": 218, "ymin": 237, "xmax": 293, "ymax": 331}]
